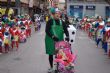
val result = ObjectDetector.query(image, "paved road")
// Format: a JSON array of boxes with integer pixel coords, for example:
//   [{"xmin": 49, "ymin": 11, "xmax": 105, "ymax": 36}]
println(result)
[
  {"xmin": 0, "ymin": 23, "xmax": 110, "ymax": 73},
  {"xmin": 74, "ymin": 30, "xmax": 110, "ymax": 73}
]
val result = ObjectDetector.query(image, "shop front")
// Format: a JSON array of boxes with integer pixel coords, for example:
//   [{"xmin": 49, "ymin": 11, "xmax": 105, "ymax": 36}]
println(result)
[
  {"xmin": 105, "ymin": 6, "xmax": 110, "ymax": 18},
  {"xmin": 85, "ymin": 5, "xmax": 95, "ymax": 17},
  {"xmin": 70, "ymin": 5, "xmax": 83, "ymax": 19}
]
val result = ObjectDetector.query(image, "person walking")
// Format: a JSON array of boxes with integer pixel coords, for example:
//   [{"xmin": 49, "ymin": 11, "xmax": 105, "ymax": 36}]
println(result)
[{"xmin": 45, "ymin": 7, "xmax": 69, "ymax": 72}]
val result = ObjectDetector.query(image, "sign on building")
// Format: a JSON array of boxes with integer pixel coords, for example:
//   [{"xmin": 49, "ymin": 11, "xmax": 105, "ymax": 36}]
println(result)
[{"xmin": 86, "ymin": 6, "xmax": 95, "ymax": 10}]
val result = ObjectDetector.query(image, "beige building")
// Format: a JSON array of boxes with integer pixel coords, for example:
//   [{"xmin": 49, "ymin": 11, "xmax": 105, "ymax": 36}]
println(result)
[{"xmin": 0, "ymin": 0, "xmax": 40, "ymax": 15}]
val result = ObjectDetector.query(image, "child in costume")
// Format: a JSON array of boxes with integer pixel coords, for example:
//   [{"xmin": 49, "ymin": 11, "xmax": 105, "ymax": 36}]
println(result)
[
  {"xmin": 25, "ymin": 21, "xmax": 30, "ymax": 37},
  {"xmin": 19, "ymin": 25, "xmax": 27, "ymax": 43},
  {"xmin": 34, "ymin": 16, "xmax": 38, "ymax": 32},
  {"xmin": 27, "ymin": 19, "xmax": 32, "ymax": 36},
  {"xmin": 3, "ymin": 31, "xmax": 11, "ymax": 53},
  {"xmin": 11, "ymin": 25, "xmax": 20, "ymax": 50},
  {"xmin": 86, "ymin": 19, "xmax": 93, "ymax": 38},
  {"xmin": 96, "ymin": 16, "xmax": 105, "ymax": 48},
  {"xmin": 91, "ymin": 19, "xmax": 96, "ymax": 40},
  {"xmin": 0, "ymin": 28, "xmax": 4, "ymax": 53},
  {"xmin": 107, "ymin": 30, "xmax": 110, "ymax": 57},
  {"xmin": 36, "ymin": 16, "xmax": 41, "ymax": 31},
  {"xmin": 102, "ymin": 18, "xmax": 110, "ymax": 54}
]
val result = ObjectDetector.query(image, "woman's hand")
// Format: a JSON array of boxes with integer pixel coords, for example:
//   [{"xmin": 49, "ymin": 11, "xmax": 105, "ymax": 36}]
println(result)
[{"xmin": 52, "ymin": 35, "xmax": 59, "ymax": 42}]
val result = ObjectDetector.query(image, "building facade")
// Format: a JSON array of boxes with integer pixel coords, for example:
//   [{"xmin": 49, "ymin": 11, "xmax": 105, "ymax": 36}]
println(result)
[
  {"xmin": 0, "ymin": 0, "xmax": 42, "ymax": 15},
  {"xmin": 67, "ymin": 0, "xmax": 110, "ymax": 19}
]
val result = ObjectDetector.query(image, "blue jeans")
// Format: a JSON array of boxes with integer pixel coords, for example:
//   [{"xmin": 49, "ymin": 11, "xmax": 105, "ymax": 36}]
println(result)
[
  {"xmin": 103, "ymin": 42, "xmax": 108, "ymax": 53},
  {"xmin": 96, "ymin": 38, "xmax": 102, "ymax": 46}
]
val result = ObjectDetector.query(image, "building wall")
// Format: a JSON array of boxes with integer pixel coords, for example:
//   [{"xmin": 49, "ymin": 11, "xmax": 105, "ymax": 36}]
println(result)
[
  {"xmin": 20, "ymin": 0, "xmax": 29, "ymax": 4},
  {"xmin": 59, "ymin": 3, "xmax": 65, "ymax": 9},
  {"xmin": 0, "ymin": 0, "xmax": 15, "ymax": 2},
  {"xmin": 33, "ymin": 0, "xmax": 39, "ymax": 6},
  {"xmin": 0, "ymin": 0, "xmax": 40, "ymax": 15},
  {"xmin": 67, "ymin": 2, "xmax": 109, "ymax": 18}
]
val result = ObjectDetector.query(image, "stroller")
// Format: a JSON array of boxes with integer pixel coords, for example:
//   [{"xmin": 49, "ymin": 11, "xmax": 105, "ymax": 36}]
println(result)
[{"xmin": 54, "ymin": 41, "xmax": 76, "ymax": 73}]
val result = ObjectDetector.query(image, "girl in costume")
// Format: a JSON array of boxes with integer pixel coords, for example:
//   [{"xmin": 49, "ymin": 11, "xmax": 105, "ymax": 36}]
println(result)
[{"xmin": 11, "ymin": 25, "xmax": 20, "ymax": 50}]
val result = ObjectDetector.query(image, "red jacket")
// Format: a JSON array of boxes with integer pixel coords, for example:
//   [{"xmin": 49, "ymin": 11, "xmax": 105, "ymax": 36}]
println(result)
[
  {"xmin": 11, "ymin": 28, "xmax": 20, "ymax": 36},
  {"xmin": 0, "ymin": 32, "xmax": 4, "ymax": 40}
]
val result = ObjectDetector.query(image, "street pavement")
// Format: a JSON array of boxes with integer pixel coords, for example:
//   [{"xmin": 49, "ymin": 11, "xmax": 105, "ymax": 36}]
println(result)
[
  {"xmin": 0, "ymin": 23, "xmax": 110, "ymax": 73},
  {"xmin": 74, "ymin": 30, "xmax": 110, "ymax": 73}
]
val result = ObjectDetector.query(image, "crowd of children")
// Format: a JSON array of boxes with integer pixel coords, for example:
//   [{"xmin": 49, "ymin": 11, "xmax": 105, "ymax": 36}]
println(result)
[
  {"xmin": 80, "ymin": 16, "xmax": 110, "ymax": 57},
  {"xmin": 0, "ymin": 14, "xmax": 33, "ymax": 54}
]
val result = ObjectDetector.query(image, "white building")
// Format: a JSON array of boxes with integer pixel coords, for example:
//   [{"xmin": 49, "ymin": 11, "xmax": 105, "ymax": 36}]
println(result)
[{"xmin": 67, "ymin": 0, "xmax": 110, "ymax": 19}]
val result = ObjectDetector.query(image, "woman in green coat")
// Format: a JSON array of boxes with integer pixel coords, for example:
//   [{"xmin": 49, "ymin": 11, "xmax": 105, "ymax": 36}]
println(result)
[{"xmin": 45, "ymin": 8, "xmax": 69, "ymax": 72}]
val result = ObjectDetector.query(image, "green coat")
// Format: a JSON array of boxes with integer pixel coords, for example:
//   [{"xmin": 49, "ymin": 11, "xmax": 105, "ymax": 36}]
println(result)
[{"xmin": 45, "ymin": 19, "xmax": 64, "ymax": 55}]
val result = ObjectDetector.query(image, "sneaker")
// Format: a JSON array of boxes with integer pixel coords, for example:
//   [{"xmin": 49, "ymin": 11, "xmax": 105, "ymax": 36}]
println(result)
[
  {"xmin": 96, "ymin": 45, "xmax": 98, "ymax": 48},
  {"xmin": 48, "ymin": 68, "xmax": 54, "ymax": 73}
]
